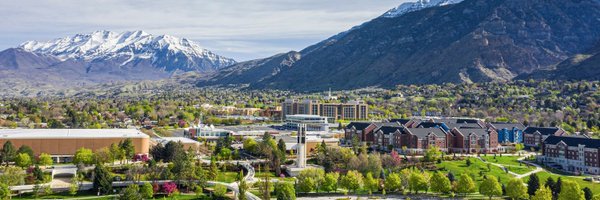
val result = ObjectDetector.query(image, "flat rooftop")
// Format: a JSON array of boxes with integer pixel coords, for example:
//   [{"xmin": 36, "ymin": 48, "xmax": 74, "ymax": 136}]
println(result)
[
  {"xmin": 158, "ymin": 137, "xmax": 200, "ymax": 144},
  {"xmin": 0, "ymin": 129, "xmax": 149, "ymax": 139}
]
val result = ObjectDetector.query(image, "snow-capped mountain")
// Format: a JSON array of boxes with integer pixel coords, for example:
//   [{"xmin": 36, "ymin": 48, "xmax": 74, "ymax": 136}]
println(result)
[
  {"xmin": 382, "ymin": 0, "xmax": 464, "ymax": 18},
  {"xmin": 19, "ymin": 30, "xmax": 235, "ymax": 72}
]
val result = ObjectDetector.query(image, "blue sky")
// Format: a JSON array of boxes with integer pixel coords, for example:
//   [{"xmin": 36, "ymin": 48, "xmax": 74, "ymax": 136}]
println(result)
[{"xmin": 0, "ymin": 0, "xmax": 410, "ymax": 61}]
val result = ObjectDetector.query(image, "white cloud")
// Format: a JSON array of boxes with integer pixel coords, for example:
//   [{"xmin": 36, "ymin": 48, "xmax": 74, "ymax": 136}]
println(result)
[{"xmin": 0, "ymin": 0, "xmax": 410, "ymax": 61}]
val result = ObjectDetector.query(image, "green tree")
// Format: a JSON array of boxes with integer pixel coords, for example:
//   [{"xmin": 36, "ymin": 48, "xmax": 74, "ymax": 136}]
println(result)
[
  {"xmin": 455, "ymin": 173, "xmax": 475, "ymax": 196},
  {"xmin": 69, "ymin": 177, "xmax": 78, "ymax": 196},
  {"xmin": 1, "ymin": 141, "xmax": 16, "ymax": 166},
  {"xmin": 430, "ymin": 171, "xmax": 451, "ymax": 194},
  {"xmin": 584, "ymin": 187, "xmax": 593, "ymax": 200},
  {"xmin": 364, "ymin": 172, "xmax": 379, "ymax": 195},
  {"xmin": 558, "ymin": 180, "xmax": 584, "ymax": 200},
  {"xmin": 73, "ymin": 147, "xmax": 94, "ymax": 165},
  {"xmin": 119, "ymin": 139, "xmax": 135, "ymax": 163},
  {"xmin": 527, "ymin": 173, "xmax": 540, "ymax": 196},
  {"xmin": 214, "ymin": 184, "xmax": 227, "ymax": 197},
  {"xmin": 238, "ymin": 170, "xmax": 248, "ymax": 200},
  {"xmin": 385, "ymin": 172, "xmax": 402, "ymax": 192},
  {"xmin": 140, "ymin": 182, "xmax": 154, "ymax": 199},
  {"xmin": 297, "ymin": 168, "xmax": 325, "ymax": 193},
  {"xmin": 0, "ymin": 183, "xmax": 9, "ymax": 200},
  {"xmin": 298, "ymin": 177, "xmax": 315, "ymax": 193},
  {"xmin": 340, "ymin": 170, "xmax": 363, "ymax": 194},
  {"xmin": 17, "ymin": 145, "xmax": 34, "ymax": 159},
  {"xmin": 38, "ymin": 153, "xmax": 53, "ymax": 167},
  {"xmin": 531, "ymin": 186, "xmax": 552, "ymax": 200},
  {"xmin": 276, "ymin": 182, "xmax": 296, "ymax": 200},
  {"xmin": 424, "ymin": 146, "xmax": 442, "ymax": 162},
  {"xmin": 408, "ymin": 170, "xmax": 429, "ymax": 194},
  {"xmin": 321, "ymin": 172, "xmax": 339, "ymax": 193},
  {"xmin": 15, "ymin": 153, "xmax": 32, "ymax": 168},
  {"xmin": 111, "ymin": 143, "xmax": 124, "ymax": 164},
  {"xmin": 506, "ymin": 178, "xmax": 528, "ymax": 200},
  {"xmin": 243, "ymin": 138, "xmax": 258, "ymax": 154},
  {"xmin": 208, "ymin": 156, "xmax": 219, "ymax": 180},
  {"xmin": 93, "ymin": 164, "xmax": 112, "ymax": 195},
  {"xmin": 479, "ymin": 175, "xmax": 502, "ymax": 200},
  {"xmin": 119, "ymin": 184, "xmax": 141, "ymax": 200}
]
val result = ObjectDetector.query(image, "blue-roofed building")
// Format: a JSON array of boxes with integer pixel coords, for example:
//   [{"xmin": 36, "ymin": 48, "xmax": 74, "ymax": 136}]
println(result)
[{"xmin": 488, "ymin": 123, "xmax": 526, "ymax": 144}]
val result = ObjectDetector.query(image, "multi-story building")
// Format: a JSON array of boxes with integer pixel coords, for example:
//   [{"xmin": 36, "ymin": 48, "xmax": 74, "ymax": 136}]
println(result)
[
  {"xmin": 282, "ymin": 99, "xmax": 368, "ymax": 121},
  {"xmin": 541, "ymin": 136, "xmax": 600, "ymax": 175},
  {"xmin": 487, "ymin": 123, "xmax": 526, "ymax": 144},
  {"xmin": 373, "ymin": 125, "xmax": 404, "ymax": 150},
  {"xmin": 284, "ymin": 114, "xmax": 329, "ymax": 131},
  {"xmin": 523, "ymin": 127, "xmax": 566, "ymax": 149},
  {"xmin": 401, "ymin": 128, "xmax": 449, "ymax": 153},
  {"xmin": 448, "ymin": 128, "xmax": 499, "ymax": 153}
]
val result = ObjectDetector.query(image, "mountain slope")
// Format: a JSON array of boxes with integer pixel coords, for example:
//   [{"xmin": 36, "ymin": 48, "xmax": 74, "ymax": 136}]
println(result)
[
  {"xmin": 520, "ymin": 43, "xmax": 600, "ymax": 81},
  {"xmin": 201, "ymin": 0, "xmax": 600, "ymax": 91}
]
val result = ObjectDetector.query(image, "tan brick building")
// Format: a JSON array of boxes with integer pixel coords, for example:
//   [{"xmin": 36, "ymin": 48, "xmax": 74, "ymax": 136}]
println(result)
[{"xmin": 0, "ymin": 129, "xmax": 150, "ymax": 162}]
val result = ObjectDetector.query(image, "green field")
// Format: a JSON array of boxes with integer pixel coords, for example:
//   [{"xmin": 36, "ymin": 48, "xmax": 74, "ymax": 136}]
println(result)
[
  {"xmin": 480, "ymin": 155, "xmax": 535, "ymax": 175},
  {"xmin": 216, "ymin": 171, "xmax": 239, "ymax": 183},
  {"xmin": 436, "ymin": 158, "xmax": 515, "ymax": 186},
  {"xmin": 480, "ymin": 156, "xmax": 523, "ymax": 166}
]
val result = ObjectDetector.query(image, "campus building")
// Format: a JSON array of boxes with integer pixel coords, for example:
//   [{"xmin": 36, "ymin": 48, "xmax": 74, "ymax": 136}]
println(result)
[
  {"xmin": 540, "ymin": 135, "xmax": 600, "ymax": 175},
  {"xmin": 284, "ymin": 114, "xmax": 329, "ymax": 131},
  {"xmin": 282, "ymin": 99, "xmax": 368, "ymax": 121},
  {"xmin": 487, "ymin": 123, "xmax": 525, "ymax": 144},
  {"xmin": 523, "ymin": 127, "xmax": 566, "ymax": 149},
  {"xmin": 0, "ymin": 129, "xmax": 150, "ymax": 162}
]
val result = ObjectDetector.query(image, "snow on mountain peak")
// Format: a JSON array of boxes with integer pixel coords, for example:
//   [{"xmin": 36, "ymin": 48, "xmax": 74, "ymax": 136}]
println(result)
[
  {"xmin": 18, "ymin": 30, "xmax": 235, "ymax": 69},
  {"xmin": 382, "ymin": 0, "xmax": 464, "ymax": 18}
]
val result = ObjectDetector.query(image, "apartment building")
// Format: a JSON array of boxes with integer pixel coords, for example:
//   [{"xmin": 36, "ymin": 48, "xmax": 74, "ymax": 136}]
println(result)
[{"xmin": 541, "ymin": 136, "xmax": 600, "ymax": 175}]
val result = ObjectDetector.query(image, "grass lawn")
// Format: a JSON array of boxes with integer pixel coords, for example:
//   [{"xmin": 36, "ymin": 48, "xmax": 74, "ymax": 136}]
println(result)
[
  {"xmin": 216, "ymin": 171, "xmax": 239, "ymax": 183},
  {"xmin": 12, "ymin": 191, "xmax": 114, "ymax": 199},
  {"xmin": 436, "ymin": 158, "xmax": 515, "ymax": 186},
  {"xmin": 524, "ymin": 171, "xmax": 600, "ymax": 194},
  {"xmin": 480, "ymin": 155, "xmax": 535, "ymax": 175},
  {"xmin": 480, "ymin": 156, "xmax": 522, "ymax": 166}
]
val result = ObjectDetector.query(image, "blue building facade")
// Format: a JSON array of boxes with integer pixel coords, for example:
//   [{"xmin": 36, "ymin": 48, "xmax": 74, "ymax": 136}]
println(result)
[{"xmin": 490, "ymin": 123, "xmax": 525, "ymax": 144}]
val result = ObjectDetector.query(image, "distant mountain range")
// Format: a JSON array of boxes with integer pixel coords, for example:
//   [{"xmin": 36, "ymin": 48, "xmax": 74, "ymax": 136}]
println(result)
[
  {"xmin": 0, "ymin": 30, "xmax": 235, "ymax": 93},
  {"xmin": 2, "ymin": 0, "xmax": 600, "ymax": 95},
  {"xmin": 200, "ymin": 0, "xmax": 600, "ymax": 91}
]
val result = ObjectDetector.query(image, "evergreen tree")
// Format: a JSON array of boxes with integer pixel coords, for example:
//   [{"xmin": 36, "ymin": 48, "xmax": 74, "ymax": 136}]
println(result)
[
  {"xmin": 527, "ymin": 173, "xmax": 540, "ymax": 196},
  {"xmin": 584, "ymin": 187, "xmax": 593, "ymax": 200},
  {"xmin": 238, "ymin": 170, "xmax": 248, "ymax": 200},
  {"xmin": 119, "ymin": 138, "xmax": 135, "ymax": 163},
  {"xmin": 1, "ymin": 141, "xmax": 16, "ymax": 166},
  {"xmin": 208, "ymin": 156, "xmax": 219, "ymax": 180},
  {"xmin": 556, "ymin": 177, "xmax": 563, "ymax": 199},
  {"xmin": 17, "ymin": 145, "xmax": 34, "ymax": 159},
  {"xmin": 119, "ymin": 184, "xmax": 141, "ymax": 200},
  {"xmin": 93, "ymin": 164, "xmax": 112, "ymax": 195}
]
